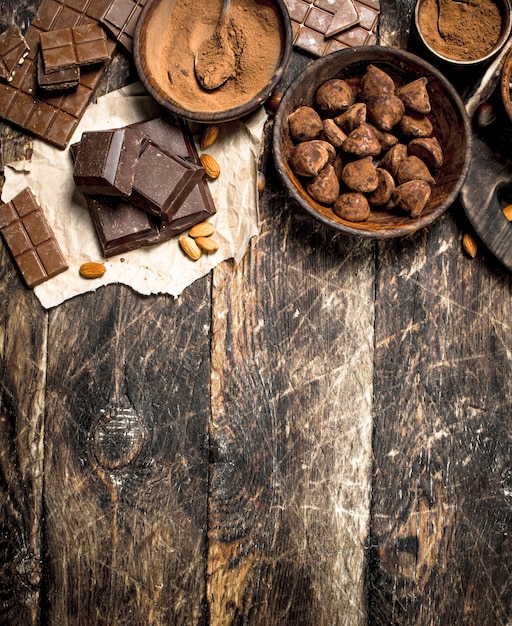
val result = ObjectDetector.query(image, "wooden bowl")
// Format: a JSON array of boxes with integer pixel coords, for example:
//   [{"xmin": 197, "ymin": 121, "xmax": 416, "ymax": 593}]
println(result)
[
  {"xmin": 500, "ymin": 44, "xmax": 512, "ymax": 124},
  {"xmin": 133, "ymin": 0, "xmax": 292, "ymax": 123},
  {"xmin": 272, "ymin": 46, "xmax": 472, "ymax": 238},
  {"xmin": 414, "ymin": 0, "xmax": 512, "ymax": 67}
]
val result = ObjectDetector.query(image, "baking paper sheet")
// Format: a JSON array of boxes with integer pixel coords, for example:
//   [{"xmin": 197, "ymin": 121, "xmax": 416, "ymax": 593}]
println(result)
[{"xmin": 2, "ymin": 82, "xmax": 265, "ymax": 309}]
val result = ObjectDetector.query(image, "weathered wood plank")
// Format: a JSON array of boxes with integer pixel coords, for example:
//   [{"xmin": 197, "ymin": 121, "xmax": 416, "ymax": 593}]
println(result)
[
  {"xmin": 0, "ymin": 244, "xmax": 45, "ymax": 626},
  {"xmin": 207, "ymin": 124, "xmax": 376, "ymax": 624},
  {"xmin": 42, "ymin": 284, "xmax": 211, "ymax": 625},
  {"xmin": 369, "ymin": 209, "xmax": 512, "ymax": 625}
]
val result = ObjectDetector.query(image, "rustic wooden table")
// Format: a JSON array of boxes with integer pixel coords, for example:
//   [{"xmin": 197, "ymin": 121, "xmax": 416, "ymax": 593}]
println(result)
[{"xmin": 1, "ymin": 1, "xmax": 511, "ymax": 625}]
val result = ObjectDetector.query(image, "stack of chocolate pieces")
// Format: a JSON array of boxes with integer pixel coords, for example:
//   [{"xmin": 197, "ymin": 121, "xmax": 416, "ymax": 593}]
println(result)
[{"xmin": 72, "ymin": 115, "xmax": 216, "ymax": 257}]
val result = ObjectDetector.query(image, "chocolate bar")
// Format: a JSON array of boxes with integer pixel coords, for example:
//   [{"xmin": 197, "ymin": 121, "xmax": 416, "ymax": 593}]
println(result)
[
  {"xmin": 37, "ymin": 53, "xmax": 80, "ymax": 91},
  {"xmin": 129, "ymin": 140, "xmax": 205, "ymax": 220},
  {"xmin": 0, "ymin": 26, "xmax": 30, "ymax": 83},
  {"xmin": 284, "ymin": 0, "xmax": 379, "ymax": 57},
  {"xmin": 73, "ymin": 128, "xmax": 147, "ymax": 196},
  {"xmin": 0, "ymin": 187, "xmax": 68, "ymax": 288},
  {"xmin": 0, "ymin": 0, "xmax": 115, "ymax": 149},
  {"xmin": 40, "ymin": 23, "xmax": 111, "ymax": 74},
  {"xmin": 101, "ymin": 0, "xmax": 148, "ymax": 52}
]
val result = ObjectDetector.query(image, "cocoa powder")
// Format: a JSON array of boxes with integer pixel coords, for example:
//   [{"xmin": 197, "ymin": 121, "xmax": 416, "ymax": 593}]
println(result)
[
  {"xmin": 417, "ymin": 0, "xmax": 503, "ymax": 61},
  {"xmin": 145, "ymin": 0, "xmax": 283, "ymax": 113}
]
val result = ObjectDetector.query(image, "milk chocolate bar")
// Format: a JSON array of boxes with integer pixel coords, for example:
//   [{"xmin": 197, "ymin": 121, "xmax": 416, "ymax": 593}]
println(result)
[
  {"xmin": 101, "ymin": 0, "xmax": 148, "ymax": 52},
  {"xmin": 40, "ymin": 23, "xmax": 111, "ymax": 74},
  {"xmin": 0, "ymin": 187, "xmax": 68, "ymax": 287},
  {"xmin": 73, "ymin": 128, "xmax": 147, "ymax": 196},
  {"xmin": 37, "ymin": 53, "xmax": 80, "ymax": 91},
  {"xmin": 284, "ymin": 0, "xmax": 379, "ymax": 57},
  {"xmin": 129, "ymin": 140, "xmax": 205, "ymax": 220},
  {"xmin": 0, "ymin": 26, "xmax": 30, "ymax": 83},
  {"xmin": 0, "ymin": 0, "xmax": 115, "ymax": 149}
]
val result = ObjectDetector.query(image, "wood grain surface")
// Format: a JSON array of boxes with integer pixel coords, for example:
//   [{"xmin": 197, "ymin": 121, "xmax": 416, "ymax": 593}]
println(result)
[{"xmin": 0, "ymin": 0, "xmax": 511, "ymax": 625}]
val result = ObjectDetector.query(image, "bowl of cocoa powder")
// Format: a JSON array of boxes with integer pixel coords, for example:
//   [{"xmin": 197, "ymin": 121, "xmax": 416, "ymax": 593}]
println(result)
[
  {"xmin": 133, "ymin": 0, "xmax": 292, "ymax": 123},
  {"xmin": 414, "ymin": 0, "xmax": 512, "ymax": 66},
  {"xmin": 272, "ymin": 46, "xmax": 472, "ymax": 238}
]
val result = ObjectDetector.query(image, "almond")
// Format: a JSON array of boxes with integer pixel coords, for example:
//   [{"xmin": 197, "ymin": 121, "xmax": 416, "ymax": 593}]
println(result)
[
  {"xmin": 179, "ymin": 235, "xmax": 201, "ymax": 261},
  {"xmin": 195, "ymin": 236, "xmax": 219, "ymax": 253},
  {"xmin": 462, "ymin": 233, "xmax": 477, "ymax": 259},
  {"xmin": 200, "ymin": 124, "xmax": 219, "ymax": 150},
  {"xmin": 200, "ymin": 153, "xmax": 221, "ymax": 179},
  {"xmin": 79, "ymin": 261, "xmax": 106, "ymax": 279},
  {"xmin": 189, "ymin": 221, "xmax": 215, "ymax": 238}
]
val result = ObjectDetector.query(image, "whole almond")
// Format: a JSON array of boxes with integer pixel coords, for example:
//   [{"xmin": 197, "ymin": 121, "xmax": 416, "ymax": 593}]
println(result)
[
  {"xmin": 189, "ymin": 221, "xmax": 215, "ymax": 238},
  {"xmin": 200, "ymin": 153, "xmax": 221, "ymax": 179},
  {"xmin": 200, "ymin": 124, "xmax": 219, "ymax": 150},
  {"xmin": 79, "ymin": 261, "xmax": 106, "ymax": 279},
  {"xmin": 179, "ymin": 235, "xmax": 202, "ymax": 261},
  {"xmin": 195, "ymin": 236, "xmax": 219, "ymax": 253},
  {"xmin": 462, "ymin": 233, "xmax": 477, "ymax": 259}
]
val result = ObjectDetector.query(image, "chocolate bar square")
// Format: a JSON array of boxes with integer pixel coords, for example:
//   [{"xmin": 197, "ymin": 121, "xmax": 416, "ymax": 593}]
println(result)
[
  {"xmin": 73, "ymin": 128, "xmax": 147, "ymax": 196},
  {"xmin": 0, "ymin": 187, "xmax": 68, "ymax": 288},
  {"xmin": 40, "ymin": 23, "xmax": 111, "ymax": 73}
]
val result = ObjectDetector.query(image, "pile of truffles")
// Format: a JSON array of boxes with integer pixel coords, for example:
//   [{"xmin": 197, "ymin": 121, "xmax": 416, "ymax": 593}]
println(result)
[{"xmin": 287, "ymin": 64, "xmax": 444, "ymax": 222}]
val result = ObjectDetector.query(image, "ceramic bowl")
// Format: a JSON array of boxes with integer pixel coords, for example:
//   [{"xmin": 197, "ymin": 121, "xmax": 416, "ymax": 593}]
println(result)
[
  {"xmin": 272, "ymin": 46, "xmax": 472, "ymax": 239},
  {"xmin": 414, "ymin": 0, "xmax": 512, "ymax": 66},
  {"xmin": 133, "ymin": 0, "xmax": 292, "ymax": 123}
]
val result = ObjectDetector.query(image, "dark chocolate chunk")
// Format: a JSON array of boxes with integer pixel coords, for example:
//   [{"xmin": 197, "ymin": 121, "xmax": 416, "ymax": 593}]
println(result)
[
  {"xmin": 80, "ymin": 116, "xmax": 217, "ymax": 257},
  {"xmin": 40, "ymin": 23, "xmax": 111, "ymax": 73},
  {"xmin": 0, "ymin": 187, "xmax": 68, "ymax": 288},
  {"xmin": 129, "ymin": 140, "xmax": 205, "ymax": 220},
  {"xmin": 85, "ymin": 179, "xmax": 216, "ymax": 257},
  {"xmin": 86, "ymin": 194, "xmax": 159, "ymax": 256},
  {"xmin": 0, "ymin": 26, "xmax": 30, "ymax": 83},
  {"xmin": 0, "ymin": 0, "xmax": 116, "ymax": 149},
  {"xmin": 73, "ymin": 128, "xmax": 146, "ymax": 196},
  {"xmin": 37, "ymin": 52, "xmax": 80, "ymax": 91},
  {"xmin": 101, "ymin": 0, "xmax": 148, "ymax": 52}
]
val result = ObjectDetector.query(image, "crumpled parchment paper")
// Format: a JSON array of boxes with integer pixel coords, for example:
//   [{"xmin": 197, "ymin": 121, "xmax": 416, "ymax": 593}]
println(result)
[{"xmin": 2, "ymin": 82, "xmax": 266, "ymax": 309}]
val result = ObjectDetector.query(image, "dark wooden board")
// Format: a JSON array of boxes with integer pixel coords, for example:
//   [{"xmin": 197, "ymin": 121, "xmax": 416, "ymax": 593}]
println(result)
[
  {"xmin": 41, "ymin": 285, "xmax": 211, "ymax": 624},
  {"xmin": 369, "ymin": 212, "xmax": 512, "ymax": 624},
  {"xmin": 207, "ymin": 135, "xmax": 376, "ymax": 624}
]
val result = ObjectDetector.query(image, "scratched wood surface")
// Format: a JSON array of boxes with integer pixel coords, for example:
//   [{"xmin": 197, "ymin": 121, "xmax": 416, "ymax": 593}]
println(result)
[{"xmin": 0, "ymin": 0, "xmax": 511, "ymax": 625}]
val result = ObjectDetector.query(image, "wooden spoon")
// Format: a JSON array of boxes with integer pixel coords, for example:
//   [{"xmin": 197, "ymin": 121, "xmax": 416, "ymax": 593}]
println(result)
[{"xmin": 194, "ymin": 0, "xmax": 236, "ymax": 90}]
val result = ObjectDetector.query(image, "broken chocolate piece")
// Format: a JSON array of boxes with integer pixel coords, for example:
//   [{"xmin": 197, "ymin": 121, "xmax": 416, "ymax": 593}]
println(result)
[
  {"xmin": 73, "ymin": 128, "xmax": 147, "ymax": 196},
  {"xmin": 325, "ymin": 0, "xmax": 360, "ymax": 37},
  {"xmin": 0, "ymin": 26, "xmax": 30, "ymax": 83},
  {"xmin": 129, "ymin": 140, "xmax": 205, "ymax": 220},
  {"xmin": 0, "ymin": 187, "xmax": 68, "ymax": 288},
  {"xmin": 40, "ymin": 23, "xmax": 111, "ymax": 74},
  {"xmin": 37, "ymin": 52, "xmax": 80, "ymax": 91}
]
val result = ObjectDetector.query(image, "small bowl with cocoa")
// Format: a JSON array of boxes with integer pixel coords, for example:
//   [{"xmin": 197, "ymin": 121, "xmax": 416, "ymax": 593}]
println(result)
[
  {"xmin": 133, "ymin": 0, "xmax": 292, "ymax": 123},
  {"xmin": 272, "ymin": 46, "xmax": 472, "ymax": 239},
  {"xmin": 414, "ymin": 0, "xmax": 512, "ymax": 66}
]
